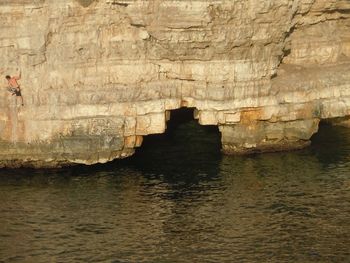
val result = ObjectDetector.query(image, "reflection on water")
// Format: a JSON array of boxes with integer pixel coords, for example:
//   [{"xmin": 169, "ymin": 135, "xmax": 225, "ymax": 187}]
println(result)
[{"xmin": 0, "ymin": 123, "xmax": 350, "ymax": 262}]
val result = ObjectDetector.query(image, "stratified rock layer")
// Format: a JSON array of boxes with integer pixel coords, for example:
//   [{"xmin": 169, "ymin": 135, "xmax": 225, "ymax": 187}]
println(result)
[{"xmin": 0, "ymin": 0, "xmax": 350, "ymax": 167}]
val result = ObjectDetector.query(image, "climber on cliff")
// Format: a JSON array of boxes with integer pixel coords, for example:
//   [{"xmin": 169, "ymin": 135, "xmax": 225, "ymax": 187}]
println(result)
[{"xmin": 5, "ymin": 70, "xmax": 24, "ymax": 106}]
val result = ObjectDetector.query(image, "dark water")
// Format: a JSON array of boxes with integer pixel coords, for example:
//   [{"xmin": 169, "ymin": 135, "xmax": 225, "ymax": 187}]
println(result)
[{"xmin": 0, "ymin": 114, "xmax": 350, "ymax": 262}]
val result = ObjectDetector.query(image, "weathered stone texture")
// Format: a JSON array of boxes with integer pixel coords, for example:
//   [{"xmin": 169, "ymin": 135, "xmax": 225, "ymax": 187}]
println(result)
[{"xmin": 0, "ymin": 0, "xmax": 350, "ymax": 167}]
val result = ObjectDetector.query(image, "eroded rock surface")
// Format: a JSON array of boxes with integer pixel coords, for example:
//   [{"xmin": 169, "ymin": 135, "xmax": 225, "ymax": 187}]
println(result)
[{"xmin": 0, "ymin": 0, "xmax": 350, "ymax": 167}]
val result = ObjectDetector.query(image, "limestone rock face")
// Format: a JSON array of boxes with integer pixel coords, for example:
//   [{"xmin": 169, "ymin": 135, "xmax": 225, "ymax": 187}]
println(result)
[{"xmin": 0, "ymin": 0, "xmax": 350, "ymax": 167}]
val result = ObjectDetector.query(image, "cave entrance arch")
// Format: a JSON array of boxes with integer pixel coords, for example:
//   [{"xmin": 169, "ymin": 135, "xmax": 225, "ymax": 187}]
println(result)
[
  {"xmin": 309, "ymin": 117, "xmax": 350, "ymax": 164},
  {"xmin": 131, "ymin": 108, "xmax": 222, "ymax": 168}
]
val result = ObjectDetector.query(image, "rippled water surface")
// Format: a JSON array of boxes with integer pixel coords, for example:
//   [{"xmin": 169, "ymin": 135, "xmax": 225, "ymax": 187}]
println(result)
[{"xmin": 1, "ymin": 118, "xmax": 350, "ymax": 262}]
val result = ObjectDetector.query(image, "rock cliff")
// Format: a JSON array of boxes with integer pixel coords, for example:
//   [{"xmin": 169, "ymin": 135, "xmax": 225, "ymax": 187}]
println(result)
[{"xmin": 1, "ymin": 0, "xmax": 350, "ymax": 167}]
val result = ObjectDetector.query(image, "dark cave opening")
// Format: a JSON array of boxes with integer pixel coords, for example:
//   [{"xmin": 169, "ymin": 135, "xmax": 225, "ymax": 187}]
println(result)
[
  {"xmin": 309, "ymin": 120, "xmax": 350, "ymax": 165},
  {"xmin": 128, "ymin": 108, "xmax": 222, "ymax": 171}
]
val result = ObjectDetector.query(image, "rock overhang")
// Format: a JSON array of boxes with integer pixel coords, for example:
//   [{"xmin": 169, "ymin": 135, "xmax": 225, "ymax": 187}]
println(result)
[{"xmin": 0, "ymin": 0, "xmax": 350, "ymax": 167}]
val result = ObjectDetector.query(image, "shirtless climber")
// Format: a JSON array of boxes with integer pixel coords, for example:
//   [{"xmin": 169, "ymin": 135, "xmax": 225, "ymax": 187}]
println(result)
[{"xmin": 5, "ymin": 70, "xmax": 24, "ymax": 106}]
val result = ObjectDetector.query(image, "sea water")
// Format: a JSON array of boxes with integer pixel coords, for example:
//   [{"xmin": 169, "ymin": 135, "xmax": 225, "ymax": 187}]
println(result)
[{"xmin": 0, "ymin": 121, "xmax": 349, "ymax": 262}]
